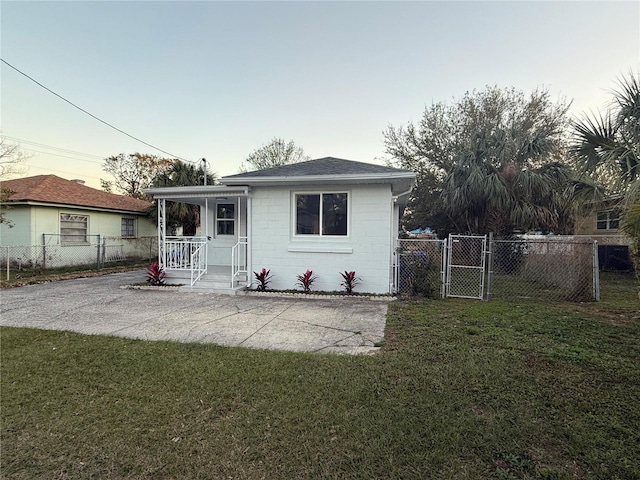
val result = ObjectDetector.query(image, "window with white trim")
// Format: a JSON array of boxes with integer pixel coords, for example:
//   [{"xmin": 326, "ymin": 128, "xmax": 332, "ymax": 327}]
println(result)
[
  {"xmin": 121, "ymin": 217, "xmax": 135, "ymax": 237},
  {"xmin": 216, "ymin": 203, "xmax": 235, "ymax": 235},
  {"xmin": 60, "ymin": 214, "xmax": 88, "ymax": 244},
  {"xmin": 596, "ymin": 209, "xmax": 620, "ymax": 230},
  {"xmin": 295, "ymin": 193, "xmax": 348, "ymax": 236}
]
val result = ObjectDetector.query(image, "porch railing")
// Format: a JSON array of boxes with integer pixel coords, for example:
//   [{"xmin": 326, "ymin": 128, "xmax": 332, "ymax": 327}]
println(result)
[
  {"xmin": 163, "ymin": 237, "xmax": 208, "ymax": 286},
  {"xmin": 231, "ymin": 236, "xmax": 248, "ymax": 287}
]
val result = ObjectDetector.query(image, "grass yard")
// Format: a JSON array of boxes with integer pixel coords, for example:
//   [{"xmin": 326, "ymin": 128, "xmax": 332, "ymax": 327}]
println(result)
[{"xmin": 1, "ymin": 273, "xmax": 638, "ymax": 479}]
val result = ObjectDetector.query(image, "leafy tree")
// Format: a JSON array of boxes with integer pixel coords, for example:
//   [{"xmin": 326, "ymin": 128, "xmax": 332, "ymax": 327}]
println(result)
[
  {"xmin": 384, "ymin": 86, "xmax": 577, "ymax": 235},
  {"xmin": 0, "ymin": 137, "xmax": 30, "ymax": 226},
  {"xmin": 240, "ymin": 138, "xmax": 310, "ymax": 172},
  {"xmin": 150, "ymin": 160, "xmax": 216, "ymax": 236},
  {"xmin": 102, "ymin": 152, "xmax": 174, "ymax": 199}
]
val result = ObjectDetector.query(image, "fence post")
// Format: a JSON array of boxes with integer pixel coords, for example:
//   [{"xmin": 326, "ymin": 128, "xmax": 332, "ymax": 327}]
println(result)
[
  {"xmin": 42, "ymin": 233, "xmax": 47, "ymax": 270},
  {"xmin": 96, "ymin": 234, "xmax": 101, "ymax": 269},
  {"xmin": 593, "ymin": 240, "xmax": 600, "ymax": 301},
  {"xmin": 101, "ymin": 237, "xmax": 106, "ymax": 268},
  {"xmin": 6, "ymin": 245, "xmax": 9, "ymax": 281},
  {"xmin": 485, "ymin": 232, "xmax": 494, "ymax": 301}
]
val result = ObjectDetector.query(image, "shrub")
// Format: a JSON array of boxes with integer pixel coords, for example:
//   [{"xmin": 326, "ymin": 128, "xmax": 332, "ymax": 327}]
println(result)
[
  {"xmin": 296, "ymin": 269, "xmax": 317, "ymax": 293},
  {"xmin": 398, "ymin": 252, "xmax": 440, "ymax": 298},
  {"xmin": 146, "ymin": 262, "xmax": 166, "ymax": 286},
  {"xmin": 253, "ymin": 268, "xmax": 272, "ymax": 291},
  {"xmin": 339, "ymin": 270, "xmax": 360, "ymax": 294}
]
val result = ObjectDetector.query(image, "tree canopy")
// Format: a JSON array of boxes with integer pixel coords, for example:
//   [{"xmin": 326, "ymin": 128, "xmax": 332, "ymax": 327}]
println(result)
[
  {"xmin": 102, "ymin": 153, "xmax": 174, "ymax": 199},
  {"xmin": 240, "ymin": 138, "xmax": 310, "ymax": 172},
  {"xmin": 0, "ymin": 137, "xmax": 29, "ymax": 226},
  {"xmin": 384, "ymin": 86, "xmax": 577, "ymax": 235}
]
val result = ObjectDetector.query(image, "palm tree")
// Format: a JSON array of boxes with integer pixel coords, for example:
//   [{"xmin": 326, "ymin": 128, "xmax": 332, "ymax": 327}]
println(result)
[
  {"xmin": 149, "ymin": 160, "xmax": 217, "ymax": 236},
  {"xmin": 573, "ymin": 72, "xmax": 640, "ymax": 193},
  {"xmin": 438, "ymin": 92, "xmax": 575, "ymax": 236},
  {"xmin": 386, "ymin": 86, "xmax": 578, "ymax": 236},
  {"xmin": 572, "ymin": 71, "xmax": 640, "ymax": 250}
]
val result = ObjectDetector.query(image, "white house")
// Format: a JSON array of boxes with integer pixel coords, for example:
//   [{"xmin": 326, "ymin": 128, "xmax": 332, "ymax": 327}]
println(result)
[{"xmin": 144, "ymin": 157, "xmax": 416, "ymax": 294}]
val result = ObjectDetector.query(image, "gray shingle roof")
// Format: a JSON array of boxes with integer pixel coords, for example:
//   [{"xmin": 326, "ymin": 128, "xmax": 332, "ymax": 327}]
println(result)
[{"xmin": 223, "ymin": 157, "xmax": 413, "ymax": 179}]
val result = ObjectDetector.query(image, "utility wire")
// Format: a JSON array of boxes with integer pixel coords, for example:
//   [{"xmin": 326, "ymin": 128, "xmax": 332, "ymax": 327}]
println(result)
[
  {"xmin": 3, "ymin": 135, "xmax": 104, "ymax": 161},
  {"xmin": 1, "ymin": 58, "xmax": 191, "ymax": 162}
]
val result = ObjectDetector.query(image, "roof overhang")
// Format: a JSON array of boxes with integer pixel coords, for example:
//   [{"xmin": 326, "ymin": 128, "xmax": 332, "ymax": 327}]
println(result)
[
  {"xmin": 221, "ymin": 172, "xmax": 416, "ymax": 196},
  {"xmin": 143, "ymin": 185, "xmax": 250, "ymax": 204},
  {"xmin": 0, "ymin": 200, "xmax": 149, "ymax": 215}
]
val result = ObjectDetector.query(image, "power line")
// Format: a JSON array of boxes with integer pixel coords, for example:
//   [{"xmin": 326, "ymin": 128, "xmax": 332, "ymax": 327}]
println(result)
[
  {"xmin": 2, "ymin": 135, "xmax": 103, "ymax": 160},
  {"xmin": 1, "ymin": 58, "xmax": 191, "ymax": 162},
  {"xmin": 25, "ymin": 164, "xmax": 104, "ymax": 181}
]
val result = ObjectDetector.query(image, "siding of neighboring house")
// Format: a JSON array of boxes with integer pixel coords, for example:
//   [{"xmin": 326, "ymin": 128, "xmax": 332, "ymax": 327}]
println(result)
[
  {"xmin": 250, "ymin": 184, "xmax": 393, "ymax": 294},
  {"xmin": 0, "ymin": 207, "xmax": 31, "ymax": 245},
  {"xmin": 574, "ymin": 209, "xmax": 630, "ymax": 245},
  {"xmin": 1, "ymin": 205, "xmax": 156, "ymax": 246}
]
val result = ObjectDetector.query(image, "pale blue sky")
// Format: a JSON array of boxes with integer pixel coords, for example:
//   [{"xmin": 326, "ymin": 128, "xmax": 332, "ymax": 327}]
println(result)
[{"xmin": 1, "ymin": 1, "xmax": 639, "ymax": 189}]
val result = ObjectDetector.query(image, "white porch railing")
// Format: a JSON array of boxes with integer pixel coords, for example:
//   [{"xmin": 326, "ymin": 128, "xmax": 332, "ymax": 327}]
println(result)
[
  {"xmin": 162, "ymin": 236, "xmax": 208, "ymax": 286},
  {"xmin": 231, "ymin": 236, "xmax": 248, "ymax": 287}
]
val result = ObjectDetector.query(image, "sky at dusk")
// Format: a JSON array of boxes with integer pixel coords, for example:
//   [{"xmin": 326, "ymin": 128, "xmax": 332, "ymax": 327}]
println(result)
[{"xmin": 1, "ymin": 1, "xmax": 639, "ymax": 189}]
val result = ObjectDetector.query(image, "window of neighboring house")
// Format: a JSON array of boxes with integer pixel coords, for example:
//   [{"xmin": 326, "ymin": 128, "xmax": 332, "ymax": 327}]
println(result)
[
  {"xmin": 295, "ymin": 193, "xmax": 348, "ymax": 236},
  {"xmin": 60, "ymin": 214, "xmax": 88, "ymax": 244},
  {"xmin": 216, "ymin": 203, "xmax": 235, "ymax": 235},
  {"xmin": 121, "ymin": 217, "xmax": 135, "ymax": 237},
  {"xmin": 596, "ymin": 209, "xmax": 620, "ymax": 230}
]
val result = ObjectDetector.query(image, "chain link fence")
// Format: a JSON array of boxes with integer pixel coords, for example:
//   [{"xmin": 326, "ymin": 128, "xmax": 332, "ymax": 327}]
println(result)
[
  {"xmin": 395, "ymin": 235, "xmax": 599, "ymax": 302},
  {"xmin": 0, "ymin": 236, "xmax": 157, "ymax": 280},
  {"xmin": 395, "ymin": 239, "xmax": 446, "ymax": 298},
  {"xmin": 488, "ymin": 236, "xmax": 598, "ymax": 302}
]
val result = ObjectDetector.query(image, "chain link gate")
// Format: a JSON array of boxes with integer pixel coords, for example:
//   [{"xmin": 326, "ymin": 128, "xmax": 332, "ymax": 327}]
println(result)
[{"xmin": 445, "ymin": 234, "xmax": 488, "ymax": 299}]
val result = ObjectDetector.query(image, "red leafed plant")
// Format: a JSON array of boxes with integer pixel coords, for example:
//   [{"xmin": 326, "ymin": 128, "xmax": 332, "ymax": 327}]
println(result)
[
  {"xmin": 296, "ymin": 269, "xmax": 318, "ymax": 293},
  {"xmin": 146, "ymin": 262, "xmax": 166, "ymax": 286},
  {"xmin": 340, "ymin": 270, "xmax": 360, "ymax": 294},
  {"xmin": 253, "ymin": 268, "xmax": 272, "ymax": 291}
]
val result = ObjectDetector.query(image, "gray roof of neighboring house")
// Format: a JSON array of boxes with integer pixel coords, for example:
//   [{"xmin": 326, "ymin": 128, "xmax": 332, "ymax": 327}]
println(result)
[{"xmin": 222, "ymin": 157, "xmax": 413, "ymax": 180}]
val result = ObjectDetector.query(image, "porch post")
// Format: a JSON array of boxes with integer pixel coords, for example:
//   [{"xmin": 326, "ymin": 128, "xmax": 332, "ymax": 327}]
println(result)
[
  {"xmin": 158, "ymin": 198, "xmax": 166, "ymax": 267},
  {"xmin": 204, "ymin": 197, "xmax": 209, "ymax": 267},
  {"xmin": 246, "ymin": 195, "xmax": 252, "ymax": 287}
]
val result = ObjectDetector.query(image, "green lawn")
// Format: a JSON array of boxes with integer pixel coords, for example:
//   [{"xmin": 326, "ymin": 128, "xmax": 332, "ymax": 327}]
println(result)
[{"xmin": 1, "ymin": 273, "xmax": 638, "ymax": 479}]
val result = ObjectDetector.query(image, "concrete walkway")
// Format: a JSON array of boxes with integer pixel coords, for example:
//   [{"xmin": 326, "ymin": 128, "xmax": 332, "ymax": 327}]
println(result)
[{"xmin": 0, "ymin": 270, "xmax": 389, "ymax": 355}]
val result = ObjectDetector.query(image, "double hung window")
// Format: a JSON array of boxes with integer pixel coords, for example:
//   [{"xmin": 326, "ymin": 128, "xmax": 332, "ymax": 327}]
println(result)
[
  {"xmin": 217, "ymin": 204, "xmax": 235, "ymax": 235},
  {"xmin": 596, "ymin": 209, "xmax": 620, "ymax": 230}
]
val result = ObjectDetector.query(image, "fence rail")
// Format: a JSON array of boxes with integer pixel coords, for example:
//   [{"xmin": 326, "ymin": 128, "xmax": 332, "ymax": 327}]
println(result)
[{"xmin": 0, "ymin": 236, "xmax": 157, "ymax": 280}]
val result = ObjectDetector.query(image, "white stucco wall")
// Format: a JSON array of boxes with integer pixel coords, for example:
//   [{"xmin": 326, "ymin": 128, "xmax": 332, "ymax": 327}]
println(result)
[{"xmin": 250, "ymin": 184, "xmax": 394, "ymax": 294}]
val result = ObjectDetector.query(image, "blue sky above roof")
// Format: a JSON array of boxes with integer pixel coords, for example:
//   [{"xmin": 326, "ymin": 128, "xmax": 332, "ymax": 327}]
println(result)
[{"xmin": 1, "ymin": 1, "xmax": 638, "ymax": 189}]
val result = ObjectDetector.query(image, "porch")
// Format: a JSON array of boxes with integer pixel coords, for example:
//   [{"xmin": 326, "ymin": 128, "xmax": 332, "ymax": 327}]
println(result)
[{"xmin": 150, "ymin": 185, "xmax": 252, "ymax": 290}]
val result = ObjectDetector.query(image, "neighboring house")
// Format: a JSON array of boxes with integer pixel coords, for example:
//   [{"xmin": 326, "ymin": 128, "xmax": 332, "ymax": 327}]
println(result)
[
  {"xmin": 145, "ymin": 157, "xmax": 416, "ymax": 294},
  {"xmin": 0, "ymin": 175, "xmax": 156, "ymax": 267},
  {"xmin": 574, "ymin": 197, "xmax": 633, "ymax": 271}
]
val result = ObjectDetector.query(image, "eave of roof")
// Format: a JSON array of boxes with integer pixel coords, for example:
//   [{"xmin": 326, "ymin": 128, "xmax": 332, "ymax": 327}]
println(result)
[
  {"xmin": 2, "ymin": 200, "xmax": 152, "ymax": 215},
  {"xmin": 143, "ymin": 185, "xmax": 250, "ymax": 203}
]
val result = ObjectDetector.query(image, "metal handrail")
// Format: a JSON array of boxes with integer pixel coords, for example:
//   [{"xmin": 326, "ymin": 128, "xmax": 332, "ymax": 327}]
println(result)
[
  {"xmin": 190, "ymin": 241, "xmax": 207, "ymax": 286},
  {"xmin": 230, "ymin": 236, "xmax": 248, "ymax": 288}
]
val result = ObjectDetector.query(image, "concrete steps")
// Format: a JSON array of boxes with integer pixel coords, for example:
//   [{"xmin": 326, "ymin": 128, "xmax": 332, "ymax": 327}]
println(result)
[{"xmin": 164, "ymin": 268, "xmax": 248, "ymax": 295}]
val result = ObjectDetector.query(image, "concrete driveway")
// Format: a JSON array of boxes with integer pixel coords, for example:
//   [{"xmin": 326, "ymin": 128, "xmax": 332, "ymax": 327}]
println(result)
[{"xmin": 0, "ymin": 270, "xmax": 389, "ymax": 355}]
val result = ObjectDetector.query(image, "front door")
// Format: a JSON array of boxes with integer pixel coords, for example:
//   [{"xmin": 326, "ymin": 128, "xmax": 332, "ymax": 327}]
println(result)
[{"xmin": 206, "ymin": 198, "xmax": 244, "ymax": 266}]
